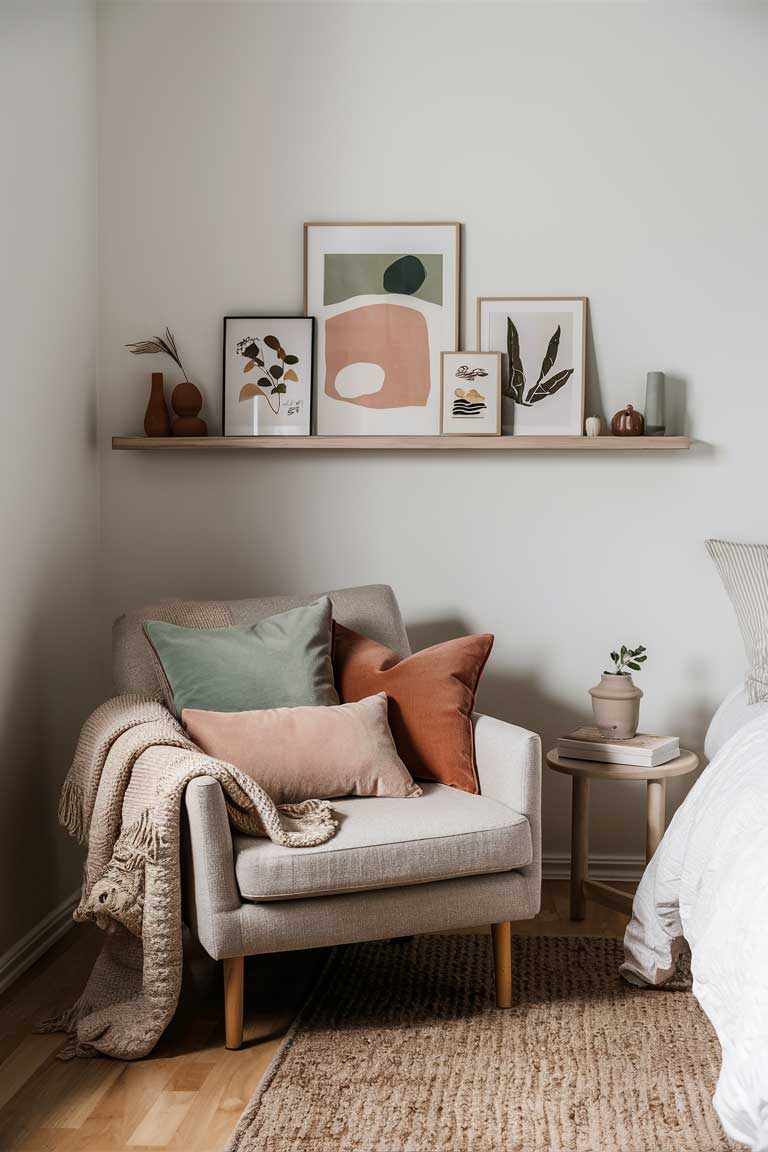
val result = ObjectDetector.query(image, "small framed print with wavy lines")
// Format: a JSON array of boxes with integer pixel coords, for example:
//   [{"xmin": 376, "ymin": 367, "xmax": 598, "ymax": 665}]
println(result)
[{"xmin": 440, "ymin": 352, "xmax": 502, "ymax": 436}]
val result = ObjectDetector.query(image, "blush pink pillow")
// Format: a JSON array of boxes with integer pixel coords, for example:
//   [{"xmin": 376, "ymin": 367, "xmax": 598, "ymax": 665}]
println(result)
[{"xmin": 182, "ymin": 692, "xmax": 421, "ymax": 803}]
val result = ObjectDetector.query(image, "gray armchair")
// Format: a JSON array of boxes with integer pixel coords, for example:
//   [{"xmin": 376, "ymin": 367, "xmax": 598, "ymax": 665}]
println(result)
[{"xmin": 113, "ymin": 585, "xmax": 541, "ymax": 1049}]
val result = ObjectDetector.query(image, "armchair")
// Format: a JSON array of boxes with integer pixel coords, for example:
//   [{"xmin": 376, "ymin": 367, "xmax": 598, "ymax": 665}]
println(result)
[{"xmin": 113, "ymin": 585, "xmax": 541, "ymax": 1049}]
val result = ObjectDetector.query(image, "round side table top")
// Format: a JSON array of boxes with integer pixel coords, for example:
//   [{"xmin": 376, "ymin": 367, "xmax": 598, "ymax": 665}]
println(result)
[{"xmin": 546, "ymin": 748, "xmax": 699, "ymax": 782}]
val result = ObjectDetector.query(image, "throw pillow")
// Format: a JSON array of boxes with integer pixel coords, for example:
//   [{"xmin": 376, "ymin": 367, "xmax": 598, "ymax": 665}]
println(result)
[
  {"xmin": 707, "ymin": 539, "xmax": 768, "ymax": 703},
  {"xmin": 182, "ymin": 692, "xmax": 421, "ymax": 803},
  {"xmin": 332, "ymin": 623, "xmax": 493, "ymax": 793},
  {"xmin": 144, "ymin": 597, "xmax": 338, "ymax": 716}
]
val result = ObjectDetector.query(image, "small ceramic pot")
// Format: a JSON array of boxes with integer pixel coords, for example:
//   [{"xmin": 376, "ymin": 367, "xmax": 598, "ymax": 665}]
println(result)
[
  {"xmin": 589, "ymin": 672, "xmax": 643, "ymax": 739},
  {"xmin": 611, "ymin": 405, "xmax": 644, "ymax": 436},
  {"xmin": 585, "ymin": 416, "xmax": 602, "ymax": 437},
  {"xmin": 171, "ymin": 380, "xmax": 208, "ymax": 436}
]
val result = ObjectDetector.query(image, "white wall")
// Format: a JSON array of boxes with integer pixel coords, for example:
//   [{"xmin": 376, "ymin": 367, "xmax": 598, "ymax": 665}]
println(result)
[
  {"xmin": 98, "ymin": 1, "xmax": 768, "ymax": 868},
  {"xmin": 0, "ymin": 1, "xmax": 101, "ymax": 954}
]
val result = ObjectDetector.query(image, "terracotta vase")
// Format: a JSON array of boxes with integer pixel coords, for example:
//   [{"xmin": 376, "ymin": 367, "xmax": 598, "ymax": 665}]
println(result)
[
  {"xmin": 611, "ymin": 404, "xmax": 644, "ymax": 436},
  {"xmin": 171, "ymin": 380, "xmax": 207, "ymax": 436},
  {"xmin": 144, "ymin": 372, "xmax": 170, "ymax": 437},
  {"xmin": 589, "ymin": 672, "xmax": 643, "ymax": 739}
]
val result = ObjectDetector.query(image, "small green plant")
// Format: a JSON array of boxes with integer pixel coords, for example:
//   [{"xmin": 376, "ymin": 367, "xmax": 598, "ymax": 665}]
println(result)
[{"xmin": 606, "ymin": 645, "xmax": 647, "ymax": 675}]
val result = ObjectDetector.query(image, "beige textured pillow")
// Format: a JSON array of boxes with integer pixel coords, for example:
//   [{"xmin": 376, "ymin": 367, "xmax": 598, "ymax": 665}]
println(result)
[{"xmin": 182, "ymin": 692, "xmax": 421, "ymax": 803}]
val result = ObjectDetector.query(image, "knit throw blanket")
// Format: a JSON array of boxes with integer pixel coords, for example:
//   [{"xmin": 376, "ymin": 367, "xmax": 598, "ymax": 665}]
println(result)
[{"xmin": 39, "ymin": 695, "xmax": 338, "ymax": 1060}]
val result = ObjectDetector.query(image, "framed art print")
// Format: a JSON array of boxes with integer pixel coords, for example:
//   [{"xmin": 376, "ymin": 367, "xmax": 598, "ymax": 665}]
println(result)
[
  {"xmin": 305, "ymin": 222, "xmax": 460, "ymax": 435},
  {"xmin": 477, "ymin": 297, "xmax": 586, "ymax": 436},
  {"xmin": 222, "ymin": 316, "xmax": 314, "ymax": 436},
  {"xmin": 440, "ymin": 352, "xmax": 501, "ymax": 435}
]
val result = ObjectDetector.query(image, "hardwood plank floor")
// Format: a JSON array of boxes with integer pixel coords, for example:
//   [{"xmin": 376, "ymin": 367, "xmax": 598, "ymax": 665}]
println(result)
[{"xmin": 0, "ymin": 881, "xmax": 631, "ymax": 1152}]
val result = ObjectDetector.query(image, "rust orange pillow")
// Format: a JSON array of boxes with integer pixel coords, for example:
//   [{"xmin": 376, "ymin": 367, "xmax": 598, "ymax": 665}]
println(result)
[{"xmin": 332, "ymin": 623, "xmax": 493, "ymax": 794}]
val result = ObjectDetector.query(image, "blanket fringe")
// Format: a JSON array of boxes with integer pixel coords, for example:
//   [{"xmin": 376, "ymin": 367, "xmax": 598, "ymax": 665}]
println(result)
[
  {"xmin": 119, "ymin": 809, "xmax": 159, "ymax": 864},
  {"xmin": 34, "ymin": 996, "xmax": 96, "ymax": 1037},
  {"xmin": 58, "ymin": 778, "xmax": 86, "ymax": 845}
]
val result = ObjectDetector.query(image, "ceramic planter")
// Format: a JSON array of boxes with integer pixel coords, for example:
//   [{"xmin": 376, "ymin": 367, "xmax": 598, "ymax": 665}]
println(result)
[{"xmin": 589, "ymin": 672, "xmax": 643, "ymax": 738}]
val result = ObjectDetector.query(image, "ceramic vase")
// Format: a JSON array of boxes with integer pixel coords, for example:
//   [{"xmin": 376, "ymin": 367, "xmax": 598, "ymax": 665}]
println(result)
[
  {"xmin": 589, "ymin": 672, "xmax": 643, "ymax": 739},
  {"xmin": 144, "ymin": 372, "xmax": 170, "ymax": 437},
  {"xmin": 585, "ymin": 416, "xmax": 602, "ymax": 437},
  {"xmin": 171, "ymin": 380, "xmax": 208, "ymax": 436},
  {"xmin": 644, "ymin": 372, "xmax": 666, "ymax": 435},
  {"xmin": 611, "ymin": 405, "xmax": 644, "ymax": 436}
]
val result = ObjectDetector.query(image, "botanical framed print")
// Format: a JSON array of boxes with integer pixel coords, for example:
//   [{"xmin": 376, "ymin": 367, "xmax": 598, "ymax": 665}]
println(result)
[
  {"xmin": 305, "ymin": 222, "xmax": 460, "ymax": 435},
  {"xmin": 440, "ymin": 352, "xmax": 501, "ymax": 435},
  {"xmin": 477, "ymin": 297, "xmax": 587, "ymax": 436},
  {"xmin": 222, "ymin": 317, "xmax": 314, "ymax": 436}
]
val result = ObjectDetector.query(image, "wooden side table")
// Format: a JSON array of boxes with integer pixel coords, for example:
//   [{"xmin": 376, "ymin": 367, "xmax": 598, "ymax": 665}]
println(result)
[{"xmin": 546, "ymin": 749, "xmax": 699, "ymax": 919}]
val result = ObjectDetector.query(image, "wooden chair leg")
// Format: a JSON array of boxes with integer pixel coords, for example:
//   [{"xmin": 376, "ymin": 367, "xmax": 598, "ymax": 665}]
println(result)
[
  {"xmin": 223, "ymin": 956, "xmax": 244, "ymax": 1050},
  {"xmin": 491, "ymin": 922, "xmax": 513, "ymax": 1008}
]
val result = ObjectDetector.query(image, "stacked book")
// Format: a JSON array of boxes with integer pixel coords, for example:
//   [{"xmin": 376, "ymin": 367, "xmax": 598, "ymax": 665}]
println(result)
[{"xmin": 557, "ymin": 726, "xmax": 680, "ymax": 767}]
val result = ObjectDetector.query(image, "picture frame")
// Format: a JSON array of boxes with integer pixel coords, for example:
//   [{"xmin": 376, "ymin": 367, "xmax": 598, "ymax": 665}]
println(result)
[
  {"xmin": 222, "ymin": 316, "xmax": 314, "ymax": 436},
  {"xmin": 477, "ymin": 297, "xmax": 587, "ymax": 436},
  {"xmin": 305, "ymin": 222, "xmax": 460, "ymax": 435},
  {"xmin": 440, "ymin": 352, "xmax": 502, "ymax": 436}
]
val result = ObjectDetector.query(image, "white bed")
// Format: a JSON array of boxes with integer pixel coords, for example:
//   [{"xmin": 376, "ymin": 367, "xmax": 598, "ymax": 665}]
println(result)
[{"xmin": 622, "ymin": 686, "xmax": 768, "ymax": 1150}]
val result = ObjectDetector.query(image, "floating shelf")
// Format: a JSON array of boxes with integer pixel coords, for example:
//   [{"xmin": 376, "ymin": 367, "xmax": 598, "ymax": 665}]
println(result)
[{"xmin": 112, "ymin": 435, "xmax": 691, "ymax": 452}]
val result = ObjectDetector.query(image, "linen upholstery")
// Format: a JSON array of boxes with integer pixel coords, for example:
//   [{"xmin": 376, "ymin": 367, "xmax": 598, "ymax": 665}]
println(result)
[
  {"xmin": 181, "ymin": 714, "xmax": 542, "ymax": 961},
  {"xmin": 113, "ymin": 584, "xmax": 411, "ymax": 698},
  {"xmin": 182, "ymin": 693, "xmax": 420, "ymax": 803},
  {"xmin": 333, "ymin": 623, "xmax": 493, "ymax": 793},
  {"xmin": 233, "ymin": 783, "xmax": 532, "ymax": 901},
  {"xmin": 111, "ymin": 585, "xmax": 542, "ymax": 971}
]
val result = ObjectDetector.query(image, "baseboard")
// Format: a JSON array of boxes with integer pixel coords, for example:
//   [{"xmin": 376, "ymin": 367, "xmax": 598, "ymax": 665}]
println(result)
[
  {"xmin": 542, "ymin": 853, "xmax": 645, "ymax": 881},
  {"xmin": 0, "ymin": 890, "xmax": 80, "ymax": 996}
]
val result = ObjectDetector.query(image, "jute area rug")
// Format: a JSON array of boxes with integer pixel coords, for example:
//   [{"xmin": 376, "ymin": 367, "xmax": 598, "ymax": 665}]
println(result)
[{"xmin": 227, "ymin": 934, "xmax": 739, "ymax": 1152}]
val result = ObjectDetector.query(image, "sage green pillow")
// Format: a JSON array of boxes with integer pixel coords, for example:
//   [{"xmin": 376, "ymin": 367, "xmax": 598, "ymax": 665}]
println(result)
[{"xmin": 143, "ymin": 598, "xmax": 339, "ymax": 717}]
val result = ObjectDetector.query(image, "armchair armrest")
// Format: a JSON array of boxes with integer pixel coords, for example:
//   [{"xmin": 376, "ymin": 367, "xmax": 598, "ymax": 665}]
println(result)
[
  {"xmin": 182, "ymin": 776, "xmax": 243, "ymax": 959},
  {"xmin": 472, "ymin": 713, "xmax": 541, "ymax": 886}
]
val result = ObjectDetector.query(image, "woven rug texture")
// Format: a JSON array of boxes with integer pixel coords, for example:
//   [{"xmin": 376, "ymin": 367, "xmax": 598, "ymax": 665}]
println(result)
[{"xmin": 228, "ymin": 933, "xmax": 739, "ymax": 1152}]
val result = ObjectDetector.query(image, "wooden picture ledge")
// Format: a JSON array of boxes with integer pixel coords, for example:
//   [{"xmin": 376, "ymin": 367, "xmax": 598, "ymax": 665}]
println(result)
[{"xmin": 112, "ymin": 435, "xmax": 691, "ymax": 452}]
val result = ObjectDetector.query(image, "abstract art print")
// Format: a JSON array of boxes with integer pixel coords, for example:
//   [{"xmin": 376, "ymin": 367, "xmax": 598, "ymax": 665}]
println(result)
[
  {"xmin": 305, "ymin": 223, "xmax": 460, "ymax": 435},
  {"xmin": 440, "ymin": 352, "xmax": 501, "ymax": 435},
  {"xmin": 477, "ymin": 298, "xmax": 587, "ymax": 436},
  {"xmin": 222, "ymin": 317, "xmax": 314, "ymax": 436}
]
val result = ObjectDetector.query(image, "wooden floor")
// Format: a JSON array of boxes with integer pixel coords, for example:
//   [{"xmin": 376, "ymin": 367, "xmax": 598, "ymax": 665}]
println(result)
[{"xmin": 0, "ymin": 881, "xmax": 631, "ymax": 1152}]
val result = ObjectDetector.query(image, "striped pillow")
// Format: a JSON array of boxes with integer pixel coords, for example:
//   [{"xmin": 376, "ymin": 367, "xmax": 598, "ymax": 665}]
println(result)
[{"xmin": 707, "ymin": 539, "xmax": 768, "ymax": 703}]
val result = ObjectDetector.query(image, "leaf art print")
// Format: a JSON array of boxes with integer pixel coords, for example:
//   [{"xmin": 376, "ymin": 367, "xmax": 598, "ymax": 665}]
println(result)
[
  {"xmin": 237, "ymin": 335, "xmax": 300, "ymax": 417},
  {"xmin": 224, "ymin": 317, "xmax": 313, "ymax": 436},
  {"xmin": 504, "ymin": 318, "xmax": 574, "ymax": 405}
]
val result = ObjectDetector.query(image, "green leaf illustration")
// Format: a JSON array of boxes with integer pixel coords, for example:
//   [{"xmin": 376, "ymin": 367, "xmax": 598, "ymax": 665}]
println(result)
[
  {"xmin": 627, "ymin": 662, "xmax": 641, "ymax": 671},
  {"xmin": 525, "ymin": 368, "xmax": 574, "ymax": 405},
  {"xmin": 537, "ymin": 326, "xmax": 561, "ymax": 384},
  {"xmin": 284, "ymin": 354, "xmax": 299, "ymax": 365},
  {"xmin": 271, "ymin": 383, "xmax": 287, "ymax": 394},
  {"xmin": 257, "ymin": 376, "xmax": 272, "ymax": 389},
  {"xmin": 269, "ymin": 364, "xmax": 283, "ymax": 380},
  {"xmin": 504, "ymin": 317, "xmax": 525, "ymax": 402}
]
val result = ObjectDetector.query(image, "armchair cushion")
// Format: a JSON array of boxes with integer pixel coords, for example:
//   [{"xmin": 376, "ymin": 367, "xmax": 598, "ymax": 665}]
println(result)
[
  {"xmin": 232, "ymin": 783, "xmax": 532, "ymax": 902},
  {"xmin": 332, "ymin": 623, "xmax": 493, "ymax": 794},
  {"xmin": 144, "ymin": 598, "xmax": 337, "ymax": 716}
]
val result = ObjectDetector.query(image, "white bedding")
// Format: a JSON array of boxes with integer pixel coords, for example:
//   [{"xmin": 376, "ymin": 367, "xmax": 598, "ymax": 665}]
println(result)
[
  {"xmin": 622, "ymin": 712, "xmax": 768, "ymax": 1150},
  {"xmin": 705, "ymin": 684, "xmax": 768, "ymax": 760}
]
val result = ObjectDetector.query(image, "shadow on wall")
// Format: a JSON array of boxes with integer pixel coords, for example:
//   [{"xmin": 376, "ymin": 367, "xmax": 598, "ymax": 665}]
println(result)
[{"xmin": 0, "ymin": 558, "xmax": 106, "ymax": 955}]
